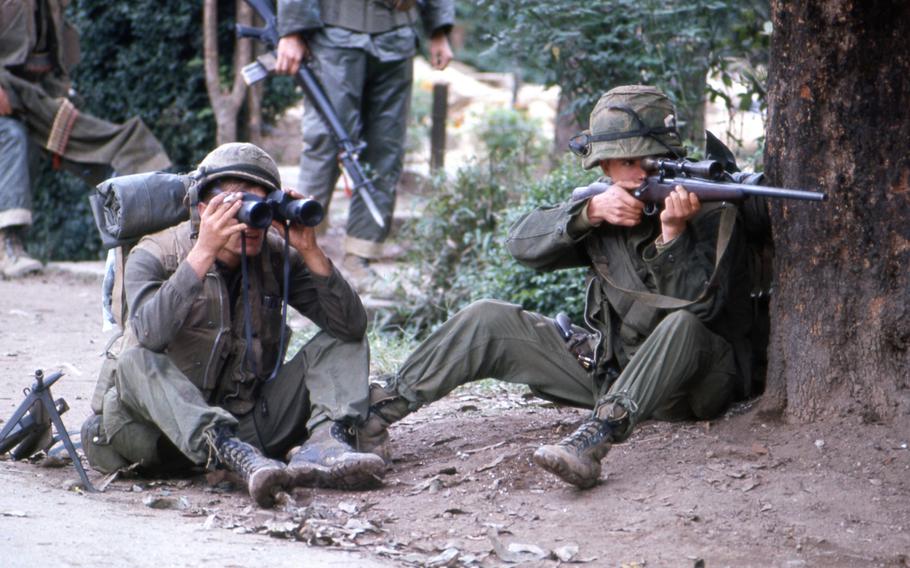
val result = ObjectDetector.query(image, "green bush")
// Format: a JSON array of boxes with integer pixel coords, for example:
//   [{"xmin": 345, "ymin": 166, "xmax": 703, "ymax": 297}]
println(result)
[
  {"xmin": 465, "ymin": 0, "xmax": 770, "ymax": 137},
  {"xmin": 27, "ymin": 1, "xmax": 299, "ymax": 261},
  {"xmin": 381, "ymin": 107, "xmax": 594, "ymax": 339}
]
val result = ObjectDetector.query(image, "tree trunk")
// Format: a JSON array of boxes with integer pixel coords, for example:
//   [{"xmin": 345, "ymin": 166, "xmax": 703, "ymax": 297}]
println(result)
[
  {"xmin": 763, "ymin": 0, "xmax": 910, "ymax": 422},
  {"xmin": 244, "ymin": 10, "xmax": 264, "ymax": 146},
  {"xmin": 675, "ymin": 67, "xmax": 707, "ymax": 150},
  {"xmin": 553, "ymin": 91, "xmax": 582, "ymax": 161},
  {"xmin": 203, "ymin": 0, "xmax": 253, "ymax": 145}
]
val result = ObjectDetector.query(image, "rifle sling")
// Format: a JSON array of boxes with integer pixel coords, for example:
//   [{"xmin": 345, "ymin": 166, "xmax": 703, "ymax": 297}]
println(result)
[{"xmin": 589, "ymin": 204, "xmax": 736, "ymax": 311}]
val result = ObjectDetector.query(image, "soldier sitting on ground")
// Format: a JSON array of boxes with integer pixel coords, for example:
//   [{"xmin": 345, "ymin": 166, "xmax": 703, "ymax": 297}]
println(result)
[
  {"xmin": 81, "ymin": 143, "xmax": 385, "ymax": 507},
  {"xmin": 356, "ymin": 85, "xmax": 754, "ymax": 489},
  {"xmin": 0, "ymin": 0, "xmax": 171, "ymax": 278}
]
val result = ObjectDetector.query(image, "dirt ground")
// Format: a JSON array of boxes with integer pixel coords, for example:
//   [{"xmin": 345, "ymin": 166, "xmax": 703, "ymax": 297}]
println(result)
[{"xmin": 1, "ymin": 259, "xmax": 908, "ymax": 568}]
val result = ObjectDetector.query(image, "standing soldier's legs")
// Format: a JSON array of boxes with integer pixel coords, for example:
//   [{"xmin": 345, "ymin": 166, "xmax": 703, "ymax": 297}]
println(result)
[
  {"xmin": 296, "ymin": 44, "xmax": 367, "ymax": 233},
  {"xmin": 244, "ymin": 332, "xmax": 384, "ymax": 489},
  {"xmin": 535, "ymin": 310, "xmax": 737, "ymax": 488},
  {"xmin": 343, "ymin": 55, "xmax": 413, "ymax": 259},
  {"xmin": 0, "ymin": 117, "xmax": 42, "ymax": 278},
  {"xmin": 358, "ymin": 299, "xmax": 598, "ymax": 456}
]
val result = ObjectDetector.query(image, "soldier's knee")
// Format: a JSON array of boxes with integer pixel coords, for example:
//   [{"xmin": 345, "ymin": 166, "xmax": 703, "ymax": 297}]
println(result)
[
  {"xmin": 115, "ymin": 346, "xmax": 160, "ymax": 389},
  {"xmin": 457, "ymin": 299, "xmax": 517, "ymax": 329},
  {"xmin": 0, "ymin": 117, "xmax": 28, "ymax": 155},
  {"xmin": 657, "ymin": 310, "xmax": 702, "ymax": 337}
]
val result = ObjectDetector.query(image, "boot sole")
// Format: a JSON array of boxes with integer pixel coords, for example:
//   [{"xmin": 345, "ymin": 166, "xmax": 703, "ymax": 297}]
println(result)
[
  {"xmin": 249, "ymin": 466, "xmax": 292, "ymax": 508},
  {"xmin": 532, "ymin": 447, "xmax": 600, "ymax": 489},
  {"xmin": 289, "ymin": 453, "xmax": 386, "ymax": 490}
]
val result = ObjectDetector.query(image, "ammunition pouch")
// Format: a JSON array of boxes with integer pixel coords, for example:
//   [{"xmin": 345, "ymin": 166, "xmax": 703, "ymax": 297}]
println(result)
[{"xmin": 553, "ymin": 313, "xmax": 596, "ymax": 371}]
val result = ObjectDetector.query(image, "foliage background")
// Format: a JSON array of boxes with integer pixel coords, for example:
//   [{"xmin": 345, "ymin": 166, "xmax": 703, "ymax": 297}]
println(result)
[
  {"xmin": 28, "ymin": 1, "xmax": 299, "ymax": 261},
  {"xmin": 458, "ymin": 0, "xmax": 770, "ymax": 140}
]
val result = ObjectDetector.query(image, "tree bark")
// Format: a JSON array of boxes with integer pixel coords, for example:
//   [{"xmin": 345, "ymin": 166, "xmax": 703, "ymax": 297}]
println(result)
[
  {"xmin": 203, "ymin": 0, "xmax": 253, "ymax": 145},
  {"xmin": 763, "ymin": 0, "xmax": 910, "ymax": 421},
  {"xmin": 553, "ymin": 91, "xmax": 582, "ymax": 161}
]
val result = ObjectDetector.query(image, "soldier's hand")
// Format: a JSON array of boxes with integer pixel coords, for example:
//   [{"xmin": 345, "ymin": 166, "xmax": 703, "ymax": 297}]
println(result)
[
  {"xmin": 586, "ymin": 181, "xmax": 645, "ymax": 227},
  {"xmin": 272, "ymin": 189, "xmax": 332, "ymax": 277},
  {"xmin": 429, "ymin": 32, "xmax": 453, "ymax": 70},
  {"xmin": 276, "ymin": 34, "xmax": 309, "ymax": 76},
  {"xmin": 659, "ymin": 184, "xmax": 700, "ymax": 243},
  {"xmin": 196, "ymin": 192, "xmax": 246, "ymax": 257},
  {"xmin": 0, "ymin": 86, "xmax": 12, "ymax": 116}
]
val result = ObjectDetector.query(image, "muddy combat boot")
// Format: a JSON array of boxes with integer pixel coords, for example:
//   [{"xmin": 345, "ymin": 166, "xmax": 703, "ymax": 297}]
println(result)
[
  {"xmin": 286, "ymin": 421, "xmax": 386, "ymax": 489},
  {"xmin": 0, "ymin": 227, "xmax": 42, "ymax": 278},
  {"xmin": 208, "ymin": 426, "xmax": 290, "ymax": 507},
  {"xmin": 532, "ymin": 404, "xmax": 631, "ymax": 489},
  {"xmin": 357, "ymin": 381, "xmax": 411, "ymax": 462}
]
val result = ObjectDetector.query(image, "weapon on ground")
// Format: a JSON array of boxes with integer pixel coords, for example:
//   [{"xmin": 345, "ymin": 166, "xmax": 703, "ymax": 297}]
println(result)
[
  {"xmin": 0, "ymin": 370, "xmax": 97, "ymax": 492},
  {"xmin": 571, "ymin": 157, "xmax": 827, "ymax": 214},
  {"xmin": 236, "ymin": 0, "xmax": 386, "ymax": 229}
]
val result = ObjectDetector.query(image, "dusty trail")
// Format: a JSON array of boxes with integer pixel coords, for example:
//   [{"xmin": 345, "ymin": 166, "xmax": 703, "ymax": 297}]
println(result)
[{"xmin": 1, "ymin": 270, "xmax": 908, "ymax": 567}]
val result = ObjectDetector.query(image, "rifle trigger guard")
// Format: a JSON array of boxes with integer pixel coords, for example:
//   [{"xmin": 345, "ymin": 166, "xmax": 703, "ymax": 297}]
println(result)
[{"xmin": 644, "ymin": 202, "xmax": 659, "ymax": 216}]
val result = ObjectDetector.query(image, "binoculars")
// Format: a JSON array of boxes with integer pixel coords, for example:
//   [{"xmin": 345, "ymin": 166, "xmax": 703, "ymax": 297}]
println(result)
[{"xmin": 226, "ymin": 190, "xmax": 325, "ymax": 229}]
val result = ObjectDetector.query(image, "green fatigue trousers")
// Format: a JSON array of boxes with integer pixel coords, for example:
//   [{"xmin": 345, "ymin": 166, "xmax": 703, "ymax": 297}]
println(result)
[
  {"xmin": 90, "ymin": 332, "xmax": 370, "ymax": 473},
  {"xmin": 392, "ymin": 300, "xmax": 737, "ymax": 440},
  {"xmin": 296, "ymin": 41, "xmax": 412, "ymax": 258}
]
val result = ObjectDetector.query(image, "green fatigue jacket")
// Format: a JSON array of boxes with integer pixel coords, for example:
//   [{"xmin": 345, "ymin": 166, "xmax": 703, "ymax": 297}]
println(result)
[
  {"xmin": 278, "ymin": 0, "xmax": 454, "ymax": 44},
  {"xmin": 0, "ymin": 0, "xmax": 170, "ymax": 179},
  {"xmin": 90, "ymin": 220, "xmax": 368, "ymax": 417},
  {"xmin": 505, "ymin": 195, "xmax": 754, "ymax": 399}
]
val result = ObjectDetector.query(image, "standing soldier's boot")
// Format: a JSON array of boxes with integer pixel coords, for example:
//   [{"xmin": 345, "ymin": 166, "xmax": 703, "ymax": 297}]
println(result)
[
  {"xmin": 0, "ymin": 227, "xmax": 42, "ymax": 278},
  {"xmin": 286, "ymin": 421, "xmax": 386, "ymax": 489},
  {"xmin": 356, "ymin": 381, "xmax": 411, "ymax": 462},
  {"xmin": 208, "ymin": 426, "xmax": 290, "ymax": 507},
  {"xmin": 532, "ymin": 403, "xmax": 632, "ymax": 489}
]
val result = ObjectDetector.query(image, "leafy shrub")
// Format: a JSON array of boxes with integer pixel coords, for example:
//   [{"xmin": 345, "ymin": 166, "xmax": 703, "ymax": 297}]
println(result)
[
  {"xmin": 27, "ymin": 1, "xmax": 299, "ymax": 261},
  {"xmin": 381, "ymin": 107, "xmax": 594, "ymax": 339},
  {"xmin": 465, "ymin": 0, "xmax": 770, "ymax": 139}
]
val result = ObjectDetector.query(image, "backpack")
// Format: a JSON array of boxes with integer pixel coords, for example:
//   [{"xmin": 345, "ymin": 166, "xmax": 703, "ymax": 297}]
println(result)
[
  {"xmin": 89, "ymin": 172, "xmax": 192, "ymax": 328},
  {"xmin": 704, "ymin": 131, "xmax": 772, "ymax": 396}
]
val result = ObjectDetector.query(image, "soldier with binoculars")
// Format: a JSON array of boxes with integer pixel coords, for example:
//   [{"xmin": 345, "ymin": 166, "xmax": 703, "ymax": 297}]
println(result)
[{"xmin": 82, "ymin": 143, "xmax": 385, "ymax": 507}]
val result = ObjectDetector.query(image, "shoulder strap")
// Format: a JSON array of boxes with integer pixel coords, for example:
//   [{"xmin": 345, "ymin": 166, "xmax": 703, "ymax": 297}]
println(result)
[{"xmin": 589, "ymin": 205, "xmax": 737, "ymax": 310}]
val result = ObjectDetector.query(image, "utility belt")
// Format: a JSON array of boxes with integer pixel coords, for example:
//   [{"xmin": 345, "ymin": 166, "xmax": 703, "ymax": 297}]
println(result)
[{"xmin": 319, "ymin": 0, "xmax": 417, "ymax": 34}]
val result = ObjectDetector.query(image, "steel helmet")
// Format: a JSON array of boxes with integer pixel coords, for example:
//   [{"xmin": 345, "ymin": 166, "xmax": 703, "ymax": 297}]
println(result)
[
  {"xmin": 570, "ymin": 85, "xmax": 687, "ymax": 170},
  {"xmin": 193, "ymin": 142, "xmax": 282, "ymax": 195}
]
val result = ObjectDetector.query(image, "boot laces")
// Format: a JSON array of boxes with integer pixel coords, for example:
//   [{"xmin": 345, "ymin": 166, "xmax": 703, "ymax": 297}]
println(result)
[{"xmin": 561, "ymin": 418, "xmax": 610, "ymax": 452}]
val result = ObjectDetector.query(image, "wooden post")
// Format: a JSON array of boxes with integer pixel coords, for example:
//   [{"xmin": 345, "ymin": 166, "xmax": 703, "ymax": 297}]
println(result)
[{"xmin": 430, "ymin": 82, "xmax": 448, "ymax": 173}]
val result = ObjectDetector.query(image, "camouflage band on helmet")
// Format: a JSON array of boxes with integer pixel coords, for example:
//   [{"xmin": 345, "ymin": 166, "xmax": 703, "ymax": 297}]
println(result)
[
  {"xmin": 185, "ymin": 143, "xmax": 283, "ymax": 237},
  {"xmin": 571, "ymin": 85, "xmax": 687, "ymax": 170}
]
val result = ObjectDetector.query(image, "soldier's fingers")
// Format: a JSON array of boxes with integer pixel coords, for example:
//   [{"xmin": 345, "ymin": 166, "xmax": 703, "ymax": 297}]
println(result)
[{"xmin": 208, "ymin": 196, "xmax": 242, "ymax": 223}]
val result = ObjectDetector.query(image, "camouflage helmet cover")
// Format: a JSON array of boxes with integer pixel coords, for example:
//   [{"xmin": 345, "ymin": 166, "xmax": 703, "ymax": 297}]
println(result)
[
  {"xmin": 194, "ymin": 142, "xmax": 282, "ymax": 197},
  {"xmin": 575, "ymin": 85, "xmax": 687, "ymax": 170}
]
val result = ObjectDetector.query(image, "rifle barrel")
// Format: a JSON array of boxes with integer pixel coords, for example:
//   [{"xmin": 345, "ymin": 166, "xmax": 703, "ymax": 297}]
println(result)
[{"xmin": 644, "ymin": 177, "xmax": 827, "ymax": 202}]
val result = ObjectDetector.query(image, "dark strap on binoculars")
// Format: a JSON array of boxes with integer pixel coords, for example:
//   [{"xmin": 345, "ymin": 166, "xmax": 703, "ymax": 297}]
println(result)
[{"xmin": 239, "ymin": 226, "xmax": 292, "ymax": 384}]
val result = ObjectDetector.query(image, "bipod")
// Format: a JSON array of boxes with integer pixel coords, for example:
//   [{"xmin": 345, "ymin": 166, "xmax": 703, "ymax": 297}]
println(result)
[{"xmin": 0, "ymin": 369, "xmax": 98, "ymax": 492}]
